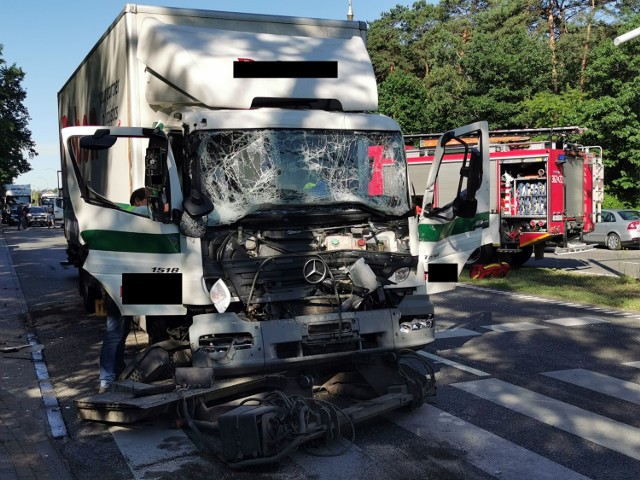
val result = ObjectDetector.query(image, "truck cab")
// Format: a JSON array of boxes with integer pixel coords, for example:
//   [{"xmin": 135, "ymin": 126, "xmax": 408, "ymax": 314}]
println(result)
[{"xmin": 59, "ymin": 5, "xmax": 489, "ymax": 377}]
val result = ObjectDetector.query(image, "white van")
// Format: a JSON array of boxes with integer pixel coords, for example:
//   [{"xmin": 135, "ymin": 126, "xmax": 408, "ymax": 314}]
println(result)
[{"xmin": 41, "ymin": 196, "xmax": 63, "ymax": 222}]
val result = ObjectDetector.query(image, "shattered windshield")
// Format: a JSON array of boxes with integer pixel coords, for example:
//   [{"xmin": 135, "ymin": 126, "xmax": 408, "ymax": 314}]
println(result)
[{"xmin": 190, "ymin": 129, "xmax": 409, "ymax": 225}]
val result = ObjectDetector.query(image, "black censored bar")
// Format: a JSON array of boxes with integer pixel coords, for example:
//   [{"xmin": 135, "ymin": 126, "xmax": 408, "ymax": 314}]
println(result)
[
  {"xmin": 233, "ymin": 61, "xmax": 338, "ymax": 78},
  {"xmin": 122, "ymin": 273, "xmax": 182, "ymax": 304},
  {"xmin": 427, "ymin": 263, "xmax": 459, "ymax": 282}
]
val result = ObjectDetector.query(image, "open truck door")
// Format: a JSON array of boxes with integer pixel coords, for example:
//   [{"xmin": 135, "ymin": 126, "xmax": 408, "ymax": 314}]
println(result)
[
  {"xmin": 61, "ymin": 126, "xmax": 188, "ymax": 316},
  {"xmin": 418, "ymin": 121, "xmax": 491, "ymax": 294}
]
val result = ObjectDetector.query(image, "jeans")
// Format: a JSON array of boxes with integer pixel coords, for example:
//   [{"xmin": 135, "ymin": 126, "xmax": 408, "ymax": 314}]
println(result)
[{"xmin": 99, "ymin": 314, "xmax": 131, "ymax": 388}]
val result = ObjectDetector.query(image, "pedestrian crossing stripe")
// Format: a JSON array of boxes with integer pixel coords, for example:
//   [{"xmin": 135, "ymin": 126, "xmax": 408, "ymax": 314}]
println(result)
[
  {"xmin": 543, "ymin": 368, "xmax": 640, "ymax": 405},
  {"xmin": 481, "ymin": 321, "xmax": 549, "ymax": 332},
  {"xmin": 435, "ymin": 327, "xmax": 482, "ymax": 339},
  {"xmin": 435, "ymin": 316, "xmax": 610, "ymax": 340},
  {"xmin": 110, "ymin": 420, "xmax": 208, "ymax": 478},
  {"xmin": 388, "ymin": 404, "xmax": 591, "ymax": 480},
  {"xmin": 418, "ymin": 351, "xmax": 490, "ymax": 377},
  {"xmin": 451, "ymin": 378, "xmax": 640, "ymax": 461},
  {"xmin": 544, "ymin": 317, "xmax": 609, "ymax": 327}
]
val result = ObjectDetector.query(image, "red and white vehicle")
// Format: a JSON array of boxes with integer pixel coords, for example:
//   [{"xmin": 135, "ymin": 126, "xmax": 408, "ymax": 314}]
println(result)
[{"xmin": 404, "ymin": 128, "xmax": 604, "ymax": 266}]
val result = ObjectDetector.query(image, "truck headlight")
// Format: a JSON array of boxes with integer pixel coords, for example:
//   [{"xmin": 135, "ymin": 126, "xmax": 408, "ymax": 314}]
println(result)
[
  {"xmin": 394, "ymin": 267, "xmax": 411, "ymax": 283},
  {"xmin": 400, "ymin": 314, "xmax": 434, "ymax": 333},
  {"xmin": 209, "ymin": 279, "xmax": 231, "ymax": 313}
]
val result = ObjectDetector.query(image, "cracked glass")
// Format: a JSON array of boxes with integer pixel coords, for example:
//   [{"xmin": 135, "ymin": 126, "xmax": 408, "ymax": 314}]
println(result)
[{"xmin": 189, "ymin": 129, "xmax": 409, "ymax": 224}]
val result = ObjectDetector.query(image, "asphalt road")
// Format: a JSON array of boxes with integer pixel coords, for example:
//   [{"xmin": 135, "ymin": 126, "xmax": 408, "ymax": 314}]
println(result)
[{"xmin": 5, "ymin": 226, "xmax": 640, "ymax": 480}]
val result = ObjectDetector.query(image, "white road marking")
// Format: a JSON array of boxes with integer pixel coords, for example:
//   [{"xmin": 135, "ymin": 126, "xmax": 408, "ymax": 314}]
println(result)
[
  {"xmin": 110, "ymin": 420, "xmax": 208, "ymax": 479},
  {"xmin": 481, "ymin": 322, "xmax": 549, "ymax": 332},
  {"xmin": 543, "ymin": 369, "xmax": 640, "ymax": 405},
  {"xmin": 452, "ymin": 378, "xmax": 640, "ymax": 461},
  {"xmin": 388, "ymin": 405, "xmax": 591, "ymax": 480},
  {"xmin": 544, "ymin": 317, "xmax": 609, "ymax": 327},
  {"xmin": 436, "ymin": 327, "xmax": 482, "ymax": 339},
  {"xmin": 292, "ymin": 443, "xmax": 375, "ymax": 480},
  {"xmin": 623, "ymin": 361, "xmax": 640, "ymax": 369},
  {"xmin": 418, "ymin": 351, "xmax": 490, "ymax": 376}
]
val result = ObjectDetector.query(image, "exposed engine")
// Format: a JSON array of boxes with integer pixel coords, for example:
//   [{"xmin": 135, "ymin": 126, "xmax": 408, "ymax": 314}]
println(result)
[
  {"xmin": 191, "ymin": 218, "xmax": 434, "ymax": 376},
  {"xmin": 202, "ymin": 220, "xmax": 417, "ymax": 320}
]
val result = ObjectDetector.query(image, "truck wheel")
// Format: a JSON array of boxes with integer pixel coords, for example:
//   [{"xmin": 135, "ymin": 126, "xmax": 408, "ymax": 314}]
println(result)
[
  {"xmin": 606, "ymin": 233, "xmax": 622, "ymax": 250},
  {"xmin": 465, "ymin": 244, "xmax": 496, "ymax": 266}
]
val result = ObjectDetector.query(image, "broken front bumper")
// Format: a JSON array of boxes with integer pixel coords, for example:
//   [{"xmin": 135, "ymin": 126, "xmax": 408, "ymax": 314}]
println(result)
[{"xmin": 189, "ymin": 294, "xmax": 435, "ymax": 376}]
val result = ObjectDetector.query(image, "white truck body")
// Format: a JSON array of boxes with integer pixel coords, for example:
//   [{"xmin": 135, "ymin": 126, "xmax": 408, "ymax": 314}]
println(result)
[
  {"xmin": 41, "ymin": 193, "xmax": 63, "ymax": 221},
  {"xmin": 1, "ymin": 184, "xmax": 31, "ymax": 206},
  {"xmin": 58, "ymin": 4, "xmax": 489, "ymax": 377}
]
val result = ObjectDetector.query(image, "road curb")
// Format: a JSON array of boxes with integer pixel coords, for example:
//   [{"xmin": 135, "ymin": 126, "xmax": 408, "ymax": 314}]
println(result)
[{"xmin": 0, "ymin": 226, "xmax": 73, "ymax": 479}]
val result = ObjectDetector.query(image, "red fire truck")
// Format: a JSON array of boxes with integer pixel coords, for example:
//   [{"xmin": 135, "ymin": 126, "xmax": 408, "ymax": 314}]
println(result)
[{"xmin": 404, "ymin": 128, "xmax": 604, "ymax": 266}]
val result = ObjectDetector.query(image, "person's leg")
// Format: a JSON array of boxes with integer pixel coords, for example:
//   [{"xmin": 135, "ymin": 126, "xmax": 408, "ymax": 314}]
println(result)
[
  {"xmin": 99, "ymin": 314, "xmax": 128, "ymax": 390},
  {"xmin": 115, "ymin": 316, "xmax": 131, "ymax": 377}
]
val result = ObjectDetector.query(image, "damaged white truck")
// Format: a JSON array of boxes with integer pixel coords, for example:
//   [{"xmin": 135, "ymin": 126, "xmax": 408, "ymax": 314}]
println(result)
[{"xmin": 58, "ymin": 4, "xmax": 490, "ymax": 467}]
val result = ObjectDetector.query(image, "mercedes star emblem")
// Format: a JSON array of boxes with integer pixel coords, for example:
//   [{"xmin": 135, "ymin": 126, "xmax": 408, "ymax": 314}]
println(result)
[{"xmin": 303, "ymin": 259, "xmax": 327, "ymax": 284}]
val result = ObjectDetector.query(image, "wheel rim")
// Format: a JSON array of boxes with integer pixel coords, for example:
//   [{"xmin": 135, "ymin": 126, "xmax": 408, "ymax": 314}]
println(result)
[{"xmin": 607, "ymin": 234, "xmax": 620, "ymax": 249}]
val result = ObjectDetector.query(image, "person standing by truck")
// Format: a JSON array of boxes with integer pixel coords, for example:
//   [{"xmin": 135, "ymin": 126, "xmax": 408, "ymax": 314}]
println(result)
[
  {"xmin": 98, "ymin": 189, "xmax": 144, "ymax": 392},
  {"xmin": 98, "ymin": 295, "xmax": 131, "ymax": 393},
  {"xmin": 129, "ymin": 187, "xmax": 149, "ymax": 215}
]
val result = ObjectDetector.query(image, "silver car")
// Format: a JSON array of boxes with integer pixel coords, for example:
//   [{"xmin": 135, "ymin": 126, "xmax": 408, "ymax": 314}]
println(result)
[
  {"xmin": 26, "ymin": 206, "xmax": 53, "ymax": 227},
  {"xmin": 583, "ymin": 209, "xmax": 640, "ymax": 250}
]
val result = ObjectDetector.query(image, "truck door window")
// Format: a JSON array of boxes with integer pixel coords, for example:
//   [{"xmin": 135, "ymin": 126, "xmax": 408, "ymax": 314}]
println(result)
[{"xmin": 68, "ymin": 133, "xmax": 169, "ymax": 218}]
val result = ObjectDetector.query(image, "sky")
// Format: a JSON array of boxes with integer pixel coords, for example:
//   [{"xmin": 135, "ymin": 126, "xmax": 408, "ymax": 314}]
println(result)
[{"xmin": 0, "ymin": 0, "xmax": 408, "ymax": 192}]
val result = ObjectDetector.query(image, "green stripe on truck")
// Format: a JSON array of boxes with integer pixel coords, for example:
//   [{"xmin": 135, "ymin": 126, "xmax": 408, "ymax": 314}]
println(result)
[{"xmin": 81, "ymin": 230, "xmax": 181, "ymax": 254}]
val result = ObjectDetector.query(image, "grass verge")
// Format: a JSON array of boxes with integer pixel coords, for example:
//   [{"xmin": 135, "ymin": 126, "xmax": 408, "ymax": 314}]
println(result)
[{"xmin": 459, "ymin": 267, "xmax": 640, "ymax": 311}]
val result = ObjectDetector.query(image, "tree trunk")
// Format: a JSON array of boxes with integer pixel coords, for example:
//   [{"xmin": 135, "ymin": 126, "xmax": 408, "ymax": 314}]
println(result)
[
  {"xmin": 580, "ymin": 0, "xmax": 596, "ymax": 92},
  {"xmin": 548, "ymin": 6, "xmax": 558, "ymax": 93}
]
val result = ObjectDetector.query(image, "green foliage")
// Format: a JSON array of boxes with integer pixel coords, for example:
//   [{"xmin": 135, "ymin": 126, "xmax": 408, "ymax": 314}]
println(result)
[
  {"xmin": 602, "ymin": 194, "xmax": 629, "ymax": 209},
  {"xmin": 367, "ymin": 0, "xmax": 640, "ymax": 206},
  {"xmin": 378, "ymin": 70, "xmax": 431, "ymax": 133},
  {"xmin": 0, "ymin": 45, "xmax": 35, "ymax": 184},
  {"xmin": 517, "ymin": 88, "xmax": 584, "ymax": 127}
]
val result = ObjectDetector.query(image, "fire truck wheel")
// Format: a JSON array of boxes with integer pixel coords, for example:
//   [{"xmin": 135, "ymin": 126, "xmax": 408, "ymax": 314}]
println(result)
[{"xmin": 606, "ymin": 233, "xmax": 622, "ymax": 250}]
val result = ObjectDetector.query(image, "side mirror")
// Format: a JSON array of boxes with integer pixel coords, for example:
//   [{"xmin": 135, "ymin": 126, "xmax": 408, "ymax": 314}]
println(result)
[
  {"xmin": 79, "ymin": 130, "xmax": 117, "ymax": 150},
  {"xmin": 183, "ymin": 190, "xmax": 214, "ymax": 217},
  {"xmin": 453, "ymin": 196, "xmax": 477, "ymax": 218}
]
